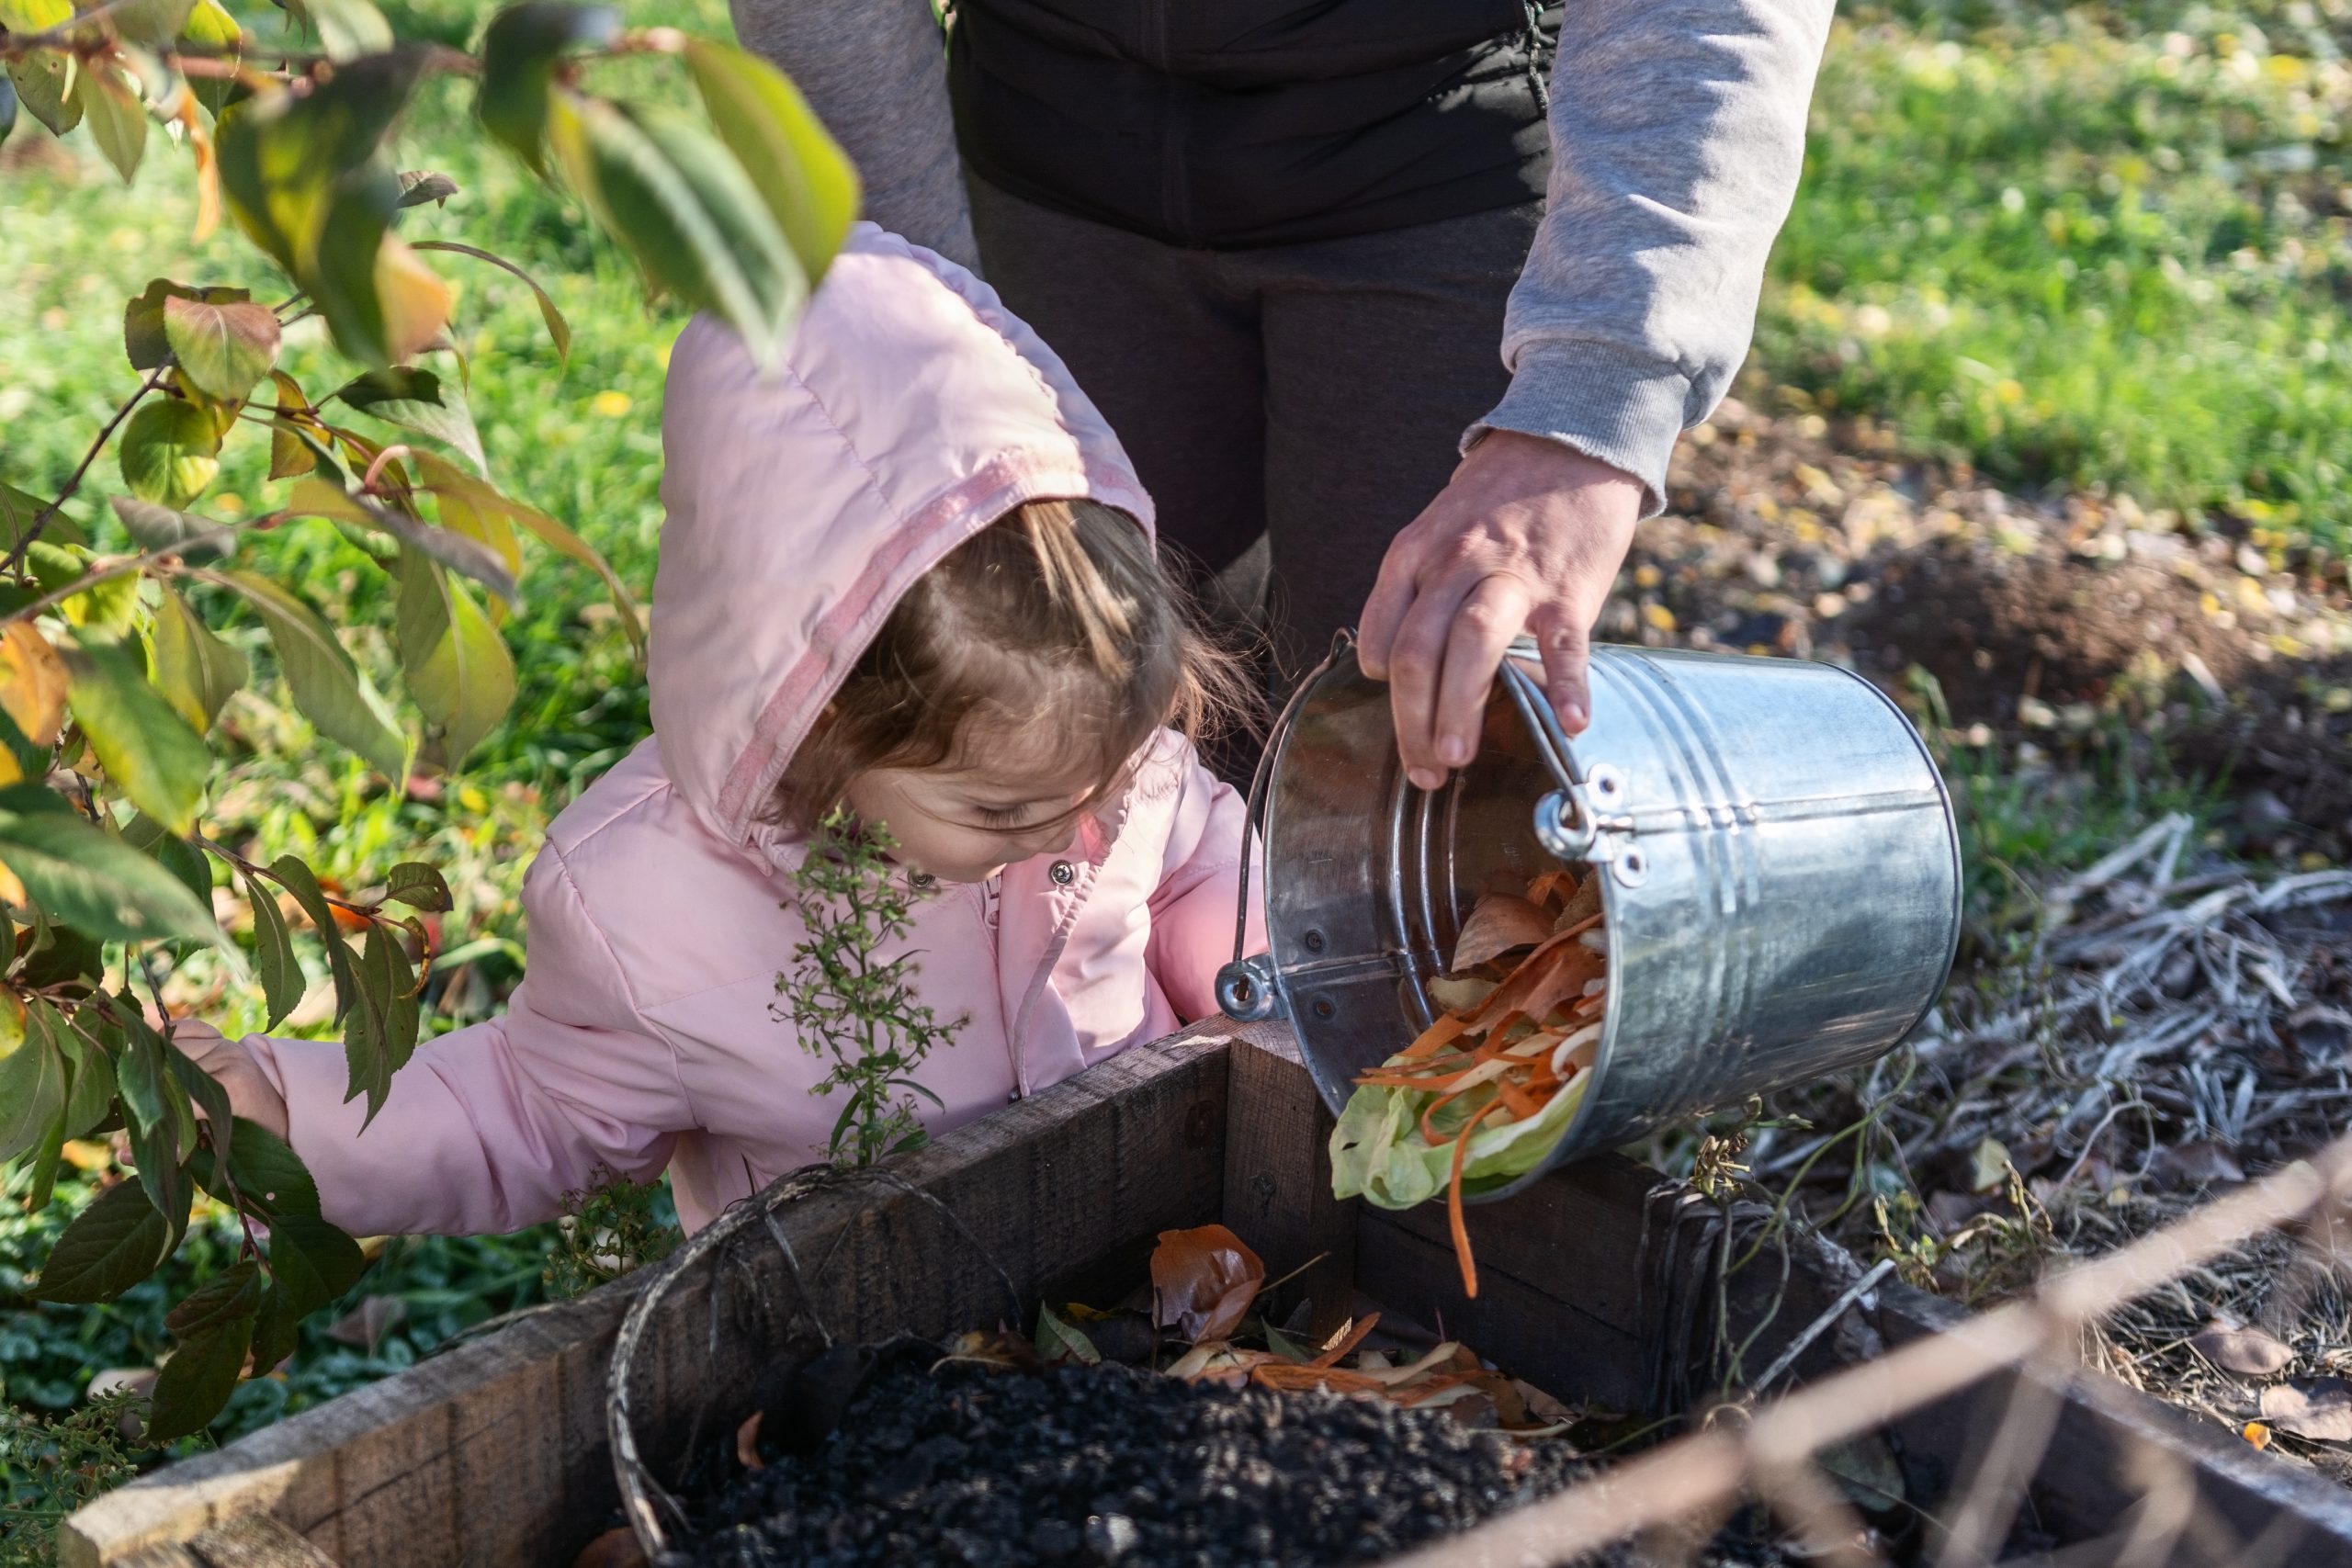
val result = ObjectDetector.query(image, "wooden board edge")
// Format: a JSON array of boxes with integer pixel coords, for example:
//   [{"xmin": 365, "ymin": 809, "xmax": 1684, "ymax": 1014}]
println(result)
[{"xmin": 62, "ymin": 1025, "xmax": 1246, "ymax": 1566}]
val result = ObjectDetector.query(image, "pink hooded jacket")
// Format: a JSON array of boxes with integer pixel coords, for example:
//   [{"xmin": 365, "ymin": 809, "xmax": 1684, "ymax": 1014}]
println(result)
[{"xmin": 229, "ymin": 227, "xmax": 1261, "ymax": 1236}]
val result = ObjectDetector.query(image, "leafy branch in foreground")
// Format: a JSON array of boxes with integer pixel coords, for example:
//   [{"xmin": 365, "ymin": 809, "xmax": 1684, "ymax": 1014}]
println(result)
[
  {"xmin": 776, "ymin": 814, "xmax": 961, "ymax": 1168},
  {"xmin": 0, "ymin": 0, "xmax": 858, "ymax": 1440}
]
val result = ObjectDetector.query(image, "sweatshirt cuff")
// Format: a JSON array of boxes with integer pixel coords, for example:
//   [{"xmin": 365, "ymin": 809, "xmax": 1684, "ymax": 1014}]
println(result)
[{"xmin": 1469, "ymin": 342, "xmax": 1694, "ymax": 520}]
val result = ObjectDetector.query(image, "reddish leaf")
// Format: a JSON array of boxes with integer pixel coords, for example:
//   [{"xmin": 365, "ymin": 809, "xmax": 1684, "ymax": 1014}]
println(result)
[
  {"xmin": 1450, "ymin": 894, "xmax": 1554, "ymax": 972},
  {"xmin": 2191, "ymin": 1320, "xmax": 2295, "ymax": 1378},
  {"xmin": 1148, "ymin": 1224, "xmax": 1264, "ymax": 1344},
  {"xmin": 572, "ymin": 1527, "xmax": 649, "ymax": 1568},
  {"xmin": 2260, "ymin": 1378, "xmax": 2352, "ymax": 1441},
  {"xmin": 734, "ymin": 1410, "xmax": 764, "ymax": 1472}
]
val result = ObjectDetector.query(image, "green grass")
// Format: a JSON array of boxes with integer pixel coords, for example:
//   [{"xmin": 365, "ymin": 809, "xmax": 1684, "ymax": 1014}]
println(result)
[{"xmin": 1762, "ymin": 2, "xmax": 2352, "ymax": 553}]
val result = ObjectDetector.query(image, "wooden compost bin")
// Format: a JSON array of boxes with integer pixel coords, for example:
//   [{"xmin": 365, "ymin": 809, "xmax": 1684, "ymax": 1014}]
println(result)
[{"xmin": 62, "ymin": 1023, "xmax": 2352, "ymax": 1568}]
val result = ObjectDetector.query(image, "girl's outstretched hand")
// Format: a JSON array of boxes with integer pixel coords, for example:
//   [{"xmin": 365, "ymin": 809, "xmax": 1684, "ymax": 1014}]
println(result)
[{"xmin": 175, "ymin": 1021, "xmax": 292, "ymax": 1144}]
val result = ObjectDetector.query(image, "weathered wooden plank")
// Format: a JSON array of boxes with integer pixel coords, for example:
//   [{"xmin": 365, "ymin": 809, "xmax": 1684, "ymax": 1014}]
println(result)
[
  {"xmin": 187, "ymin": 1513, "xmax": 340, "ymax": 1567},
  {"xmin": 1219, "ymin": 1025, "xmax": 1359, "ymax": 1338},
  {"xmin": 62, "ymin": 1025, "xmax": 1241, "ymax": 1568}
]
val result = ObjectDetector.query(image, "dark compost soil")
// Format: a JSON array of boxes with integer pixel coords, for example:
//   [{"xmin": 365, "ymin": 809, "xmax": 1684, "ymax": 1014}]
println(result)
[{"xmin": 672, "ymin": 1340, "xmax": 1786, "ymax": 1568}]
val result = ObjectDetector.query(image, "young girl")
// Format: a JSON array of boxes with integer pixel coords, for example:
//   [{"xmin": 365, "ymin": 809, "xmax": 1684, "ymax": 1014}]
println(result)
[{"xmin": 186, "ymin": 225, "xmax": 1263, "ymax": 1237}]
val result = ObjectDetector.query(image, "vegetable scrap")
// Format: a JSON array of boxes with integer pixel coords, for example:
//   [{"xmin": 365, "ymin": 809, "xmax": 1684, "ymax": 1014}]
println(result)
[{"xmin": 1329, "ymin": 865, "xmax": 1609, "ymax": 1298}]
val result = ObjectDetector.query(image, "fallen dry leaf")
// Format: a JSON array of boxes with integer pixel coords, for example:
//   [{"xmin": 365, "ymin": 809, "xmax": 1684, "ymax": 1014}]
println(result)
[
  {"xmin": 1512, "ymin": 1378, "xmax": 1576, "ymax": 1424},
  {"xmin": 1149, "ymin": 1224, "xmax": 1265, "ymax": 1343},
  {"xmin": 1311, "ymin": 1312, "xmax": 1381, "ymax": 1368},
  {"xmin": 572, "ymin": 1526, "xmax": 649, "ymax": 1568},
  {"xmin": 1452, "ymin": 895, "xmax": 1555, "ymax": 971},
  {"xmin": 326, "ymin": 1295, "xmax": 407, "ymax": 1352},
  {"xmin": 1554, "ymin": 874, "xmax": 1602, "ymax": 929},
  {"xmin": 1428, "ymin": 976, "xmax": 1498, "ymax": 1014},
  {"xmin": 735, "ymin": 1411, "xmax": 765, "ymax": 1471},
  {"xmin": 2190, "ymin": 1319, "xmax": 2296, "ymax": 1378},
  {"xmin": 2244, "ymin": 1421, "xmax": 2274, "ymax": 1450},
  {"xmin": 2260, "ymin": 1378, "xmax": 2352, "ymax": 1441}
]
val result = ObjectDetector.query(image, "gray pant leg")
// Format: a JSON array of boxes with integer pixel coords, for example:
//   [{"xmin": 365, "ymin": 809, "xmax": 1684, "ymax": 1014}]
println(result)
[
  {"xmin": 966, "ymin": 173, "xmax": 1269, "ymax": 623},
  {"xmin": 1255, "ymin": 202, "xmax": 1541, "ymax": 686}
]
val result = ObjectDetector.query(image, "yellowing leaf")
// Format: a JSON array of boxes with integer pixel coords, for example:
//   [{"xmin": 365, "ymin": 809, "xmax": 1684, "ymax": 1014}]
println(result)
[
  {"xmin": 119, "ymin": 399, "xmax": 220, "ymax": 510},
  {"xmin": 63, "ymin": 636, "xmax": 209, "ymax": 835},
  {"xmin": 372, "ymin": 234, "xmax": 453, "ymax": 366},
  {"xmin": 0, "ymin": 622, "xmax": 69, "ymax": 747}
]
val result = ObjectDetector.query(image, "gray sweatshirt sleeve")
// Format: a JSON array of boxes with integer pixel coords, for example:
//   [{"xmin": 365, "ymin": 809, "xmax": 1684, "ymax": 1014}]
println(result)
[
  {"xmin": 1474, "ymin": 0, "xmax": 1837, "ymax": 517},
  {"xmin": 727, "ymin": 0, "xmax": 979, "ymax": 273}
]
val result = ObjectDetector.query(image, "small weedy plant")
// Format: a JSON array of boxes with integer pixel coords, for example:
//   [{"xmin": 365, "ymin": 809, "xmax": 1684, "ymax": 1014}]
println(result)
[{"xmin": 775, "ymin": 812, "xmax": 960, "ymax": 1167}]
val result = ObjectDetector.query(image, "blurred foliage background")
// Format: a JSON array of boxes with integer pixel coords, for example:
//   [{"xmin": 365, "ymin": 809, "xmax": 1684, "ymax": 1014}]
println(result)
[{"xmin": 6, "ymin": 0, "xmax": 2350, "ymax": 1551}]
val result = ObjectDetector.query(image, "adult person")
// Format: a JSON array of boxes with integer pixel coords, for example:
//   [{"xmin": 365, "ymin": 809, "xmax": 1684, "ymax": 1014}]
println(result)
[{"xmin": 729, "ymin": 0, "xmax": 1835, "ymax": 790}]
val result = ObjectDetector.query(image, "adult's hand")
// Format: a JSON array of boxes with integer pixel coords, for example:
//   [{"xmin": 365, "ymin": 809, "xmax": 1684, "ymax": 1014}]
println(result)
[{"xmin": 1358, "ymin": 430, "xmax": 1641, "ymax": 793}]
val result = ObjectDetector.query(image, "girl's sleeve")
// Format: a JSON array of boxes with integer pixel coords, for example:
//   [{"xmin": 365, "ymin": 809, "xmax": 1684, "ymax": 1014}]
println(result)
[
  {"xmin": 1145, "ymin": 750, "xmax": 1268, "ymax": 1023},
  {"xmin": 236, "ymin": 844, "xmax": 695, "ymax": 1237}
]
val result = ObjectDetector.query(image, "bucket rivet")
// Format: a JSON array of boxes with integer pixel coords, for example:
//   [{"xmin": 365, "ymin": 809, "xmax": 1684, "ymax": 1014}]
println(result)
[
  {"xmin": 1312, "ymin": 997, "xmax": 1335, "ymax": 1020},
  {"xmin": 1303, "ymin": 930, "xmax": 1326, "ymax": 953}
]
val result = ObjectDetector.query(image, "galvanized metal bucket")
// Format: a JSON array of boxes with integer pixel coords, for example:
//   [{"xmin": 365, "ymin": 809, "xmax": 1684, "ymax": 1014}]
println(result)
[{"xmin": 1216, "ymin": 633, "xmax": 1962, "ymax": 1198}]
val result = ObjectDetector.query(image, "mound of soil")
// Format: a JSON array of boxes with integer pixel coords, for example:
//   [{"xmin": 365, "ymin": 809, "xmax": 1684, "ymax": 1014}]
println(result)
[
  {"xmin": 677, "ymin": 1342, "xmax": 1784, "ymax": 1568},
  {"xmin": 1842, "ymin": 541, "xmax": 2247, "ymax": 726}
]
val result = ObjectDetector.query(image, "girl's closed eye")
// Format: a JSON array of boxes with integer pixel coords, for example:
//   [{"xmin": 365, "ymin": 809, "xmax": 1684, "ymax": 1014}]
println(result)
[{"xmin": 971, "ymin": 803, "xmax": 1034, "ymax": 829}]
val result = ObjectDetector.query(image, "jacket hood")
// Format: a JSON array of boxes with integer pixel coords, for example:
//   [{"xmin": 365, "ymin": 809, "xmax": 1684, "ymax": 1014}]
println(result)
[{"xmin": 650, "ymin": 225, "xmax": 1155, "ymax": 851}]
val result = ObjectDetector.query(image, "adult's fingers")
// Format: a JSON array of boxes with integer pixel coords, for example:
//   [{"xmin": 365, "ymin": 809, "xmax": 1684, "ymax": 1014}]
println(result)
[
  {"xmin": 1382, "ymin": 565, "xmax": 1479, "ymax": 791},
  {"xmin": 1430, "ymin": 573, "xmax": 1533, "ymax": 770},
  {"xmin": 1532, "ymin": 604, "xmax": 1594, "ymax": 737},
  {"xmin": 1354, "ymin": 521, "xmax": 1430, "ymax": 680}
]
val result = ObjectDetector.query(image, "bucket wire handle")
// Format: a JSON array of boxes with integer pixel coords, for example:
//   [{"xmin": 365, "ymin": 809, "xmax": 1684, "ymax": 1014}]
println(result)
[
  {"xmin": 1216, "ymin": 629, "xmax": 1352, "ymax": 1022},
  {"xmin": 1497, "ymin": 646, "xmax": 1625, "ymax": 866}
]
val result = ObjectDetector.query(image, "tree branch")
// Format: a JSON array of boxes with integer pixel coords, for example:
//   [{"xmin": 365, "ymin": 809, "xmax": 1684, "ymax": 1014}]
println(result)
[{"xmin": 5, "ymin": 370, "xmax": 167, "ymax": 577}]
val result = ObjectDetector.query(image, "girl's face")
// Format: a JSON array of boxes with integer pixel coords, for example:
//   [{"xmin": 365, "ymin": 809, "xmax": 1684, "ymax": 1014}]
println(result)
[{"xmin": 842, "ymin": 751, "xmax": 1098, "ymax": 885}]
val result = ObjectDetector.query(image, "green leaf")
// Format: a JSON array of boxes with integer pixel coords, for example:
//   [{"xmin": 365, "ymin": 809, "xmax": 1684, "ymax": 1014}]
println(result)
[
  {"xmin": 249, "ymin": 1281, "xmax": 300, "ymax": 1378},
  {"xmin": 304, "ymin": 0, "xmax": 390, "ymax": 62},
  {"xmin": 34, "ymin": 1176, "xmax": 173, "ymax": 1303},
  {"xmin": 266, "ymin": 853, "xmax": 357, "ymax": 1011},
  {"xmin": 177, "ymin": 0, "xmax": 240, "ymax": 114},
  {"xmin": 0, "ymin": 481, "xmax": 86, "ymax": 549},
  {"xmin": 0, "ymin": 997, "xmax": 63, "ymax": 1166},
  {"xmin": 332, "ymin": 367, "xmax": 485, "ymax": 474},
  {"xmin": 213, "ymin": 571, "xmax": 408, "ymax": 779},
  {"xmin": 243, "ymin": 870, "xmax": 303, "ymax": 1028},
  {"xmin": 62, "ymin": 635, "xmax": 209, "ymax": 834},
  {"xmin": 113, "ymin": 0, "xmax": 196, "ymax": 47},
  {"xmin": 28, "ymin": 541, "xmax": 139, "ymax": 632},
  {"xmin": 342, "ymin": 924, "xmax": 391, "ymax": 1119},
  {"xmin": 121, "ymin": 812, "xmax": 212, "ymax": 915},
  {"xmin": 110, "ymin": 496, "xmax": 236, "ymax": 561},
  {"xmin": 413, "ymin": 452, "xmax": 642, "ymax": 649},
  {"xmin": 151, "ymin": 584, "xmax": 249, "ymax": 733},
  {"xmin": 47, "ymin": 1002, "xmax": 118, "ymax": 1139},
  {"xmin": 215, "ymin": 54, "xmax": 426, "ymax": 367},
  {"xmin": 216, "ymin": 1117, "xmax": 319, "ymax": 1218},
  {"xmin": 23, "ymin": 1106, "xmax": 65, "ymax": 1210},
  {"xmin": 476, "ymin": 2, "xmax": 617, "ymax": 175},
  {"xmin": 1, "ymin": 0, "xmax": 84, "ymax": 136},
  {"xmin": 394, "ymin": 168, "xmax": 457, "ymax": 209},
  {"xmin": 146, "ymin": 1313, "xmax": 254, "ymax": 1442},
  {"xmin": 684, "ymin": 39, "xmax": 860, "ymax": 283},
  {"xmin": 82, "ymin": 62, "xmax": 148, "ymax": 183},
  {"xmin": 548, "ymin": 95, "xmax": 805, "ymax": 367},
  {"xmin": 1033, "ymin": 1302, "xmax": 1102, "ymax": 1367},
  {"xmin": 271, "ymin": 1212, "xmax": 365, "ymax": 1303},
  {"xmin": 114, "ymin": 1014, "xmax": 190, "ymax": 1235},
  {"xmin": 284, "ymin": 477, "xmax": 517, "ymax": 600},
  {"xmin": 126, "ymin": 280, "xmax": 250, "ymax": 372},
  {"xmin": 412, "ymin": 240, "xmax": 569, "ymax": 359},
  {"xmin": 163, "ymin": 291, "xmax": 281, "ymax": 403},
  {"xmin": 383, "ymin": 861, "xmax": 450, "ymax": 912},
  {"xmin": 167, "ymin": 1259, "xmax": 262, "ymax": 1337},
  {"xmin": 119, "ymin": 399, "xmax": 221, "ymax": 510},
  {"xmin": 18, "ymin": 918, "xmax": 102, "ymax": 992},
  {"xmin": 0, "ymin": 72, "xmax": 16, "ymax": 148},
  {"xmin": 0, "ymin": 784, "xmax": 220, "ymax": 943},
  {"xmin": 396, "ymin": 553, "xmax": 514, "ymax": 765}
]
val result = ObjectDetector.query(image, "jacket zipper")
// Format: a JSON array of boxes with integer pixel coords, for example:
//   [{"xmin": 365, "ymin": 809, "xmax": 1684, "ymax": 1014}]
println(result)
[{"xmin": 1141, "ymin": 0, "xmax": 1192, "ymax": 243}]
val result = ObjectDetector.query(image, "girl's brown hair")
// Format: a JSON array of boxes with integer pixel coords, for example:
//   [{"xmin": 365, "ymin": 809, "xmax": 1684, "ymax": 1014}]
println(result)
[{"xmin": 771, "ymin": 498, "xmax": 1253, "ymax": 829}]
